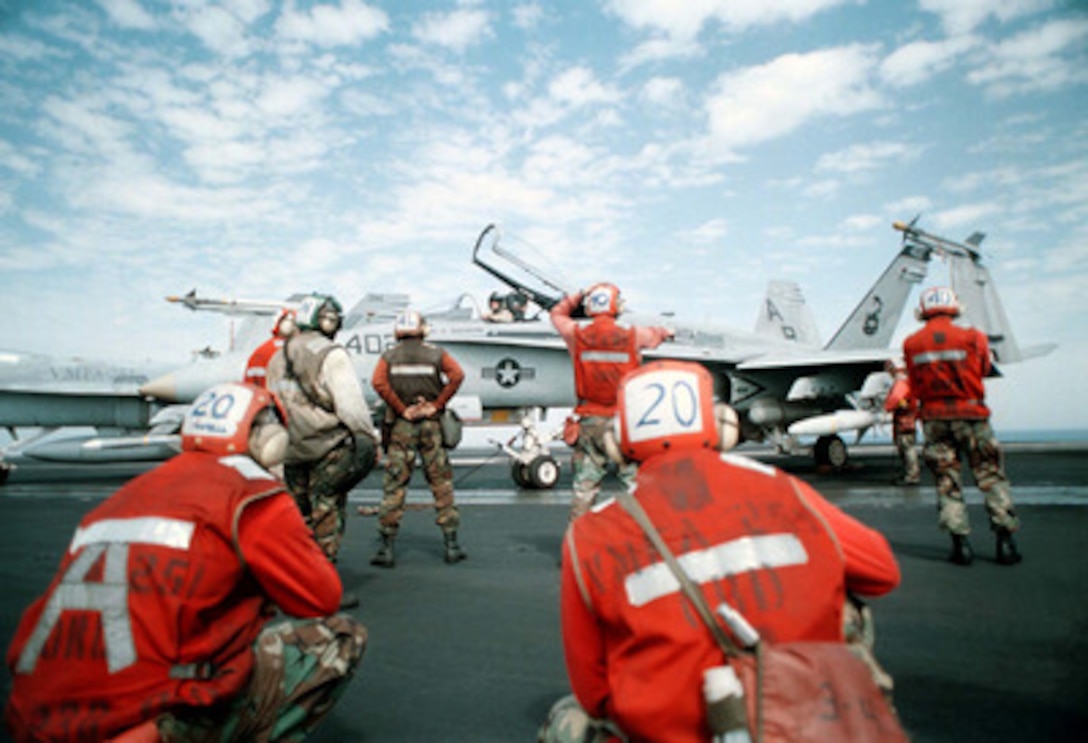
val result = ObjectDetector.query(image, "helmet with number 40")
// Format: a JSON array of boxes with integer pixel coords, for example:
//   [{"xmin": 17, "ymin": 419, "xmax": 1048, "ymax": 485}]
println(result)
[
  {"xmin": 916, "ymin": 286, "xmax": 961, "ymax": 320},
  {"xmin": 181, "ymin": 382, "xmax": 288, "ymax": 468},
  {"xmin": 615, "ymin": 361, "xmax": 739, "ymax": 462},
  {"xmin": 583, "ymin": 283, "xmax": 623, "ymax": 318}
]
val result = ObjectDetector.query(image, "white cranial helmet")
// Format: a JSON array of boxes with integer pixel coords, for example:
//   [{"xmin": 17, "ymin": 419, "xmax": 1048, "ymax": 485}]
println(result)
[
  {"xmin": 393, "ymin": 309, "xmax": 428, "ymax": 339},
  {"xmin": 916, "ymin": 286, "xmax": 961, "ymax": 320}
]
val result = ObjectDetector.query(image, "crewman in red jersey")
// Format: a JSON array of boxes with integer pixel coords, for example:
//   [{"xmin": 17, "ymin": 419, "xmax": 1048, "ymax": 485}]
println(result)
[
  {"xmin": 5, "ymin": 382, "xmax": 366, "ymax": 743},
  {"xmin": 538, "ymin": 361, "xmax": 901, "ymax": 743},
  {"xmin": 904, "ymin": 286, "xmax": 1022, "ymax": 566},
  {"xmin": 244, "ymin": 308, "xmax": 297, "ymax": 388},
  {"xmin": 550, "ymin": 282, "xmax": 672, "ymax": 521},
  {"xmin": 884, "ymin": 358, "xmax": 921, "ymax": 485}
]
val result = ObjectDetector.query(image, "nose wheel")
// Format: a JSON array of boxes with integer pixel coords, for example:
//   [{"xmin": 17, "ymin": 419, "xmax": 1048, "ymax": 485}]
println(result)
[{"xmin": 513, "ymin": 455, "xmax": 560, "ymax": 489}]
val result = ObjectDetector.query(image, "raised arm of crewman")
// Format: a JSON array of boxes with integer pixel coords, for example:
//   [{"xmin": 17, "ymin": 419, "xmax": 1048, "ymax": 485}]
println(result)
[{"xmin": 550, "ymin": 290, "xmax": 673, "ymax": 352}]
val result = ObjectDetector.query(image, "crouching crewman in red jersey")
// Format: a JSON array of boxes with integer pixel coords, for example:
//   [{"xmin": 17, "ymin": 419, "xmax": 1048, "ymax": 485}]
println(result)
[
  {"xmin": 4, "ymin": 382, "xmax": 367, "ymax": 743},
  {"xmin": 538, "ymin": 361, "xmax": 902, "ymax": 743}
]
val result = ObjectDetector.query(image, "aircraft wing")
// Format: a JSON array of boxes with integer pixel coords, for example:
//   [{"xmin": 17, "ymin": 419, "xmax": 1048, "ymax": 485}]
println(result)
[
  {"xmin": 0, "ymin": 389, "xmax": 157, "ymax": 428},
  {"xmin": 730, "ymin": 349, "xmax": 892, "ymax": 403}
]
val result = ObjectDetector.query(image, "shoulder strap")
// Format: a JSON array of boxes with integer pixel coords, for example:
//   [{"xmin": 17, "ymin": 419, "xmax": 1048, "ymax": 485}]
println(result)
[{"xmin": 614, "ymin": 489, "xmax": 741, "ymax": 657}]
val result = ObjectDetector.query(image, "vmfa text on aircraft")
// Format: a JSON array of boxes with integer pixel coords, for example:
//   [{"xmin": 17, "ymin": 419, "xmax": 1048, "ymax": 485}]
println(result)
[{"xmin": 0, "ymin": 221, "xmax": 1054, "ymax": 487}]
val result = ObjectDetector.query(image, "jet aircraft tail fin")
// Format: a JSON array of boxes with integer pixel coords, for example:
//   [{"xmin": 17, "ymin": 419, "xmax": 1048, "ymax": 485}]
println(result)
[
  {"xmin": 755, "ymin": 281, "xmax": 821, "ymax": 346},
  {"xmin": 891, "ymin": 219, "xmax": 1057, "ymax": 365},
  {"xmin": 823, "ymin": 242, "xmax": 931, "ymax": 352},
  {"xmin": 948, "ymin": 253, "xmax": 1055, "ymax": 364}
]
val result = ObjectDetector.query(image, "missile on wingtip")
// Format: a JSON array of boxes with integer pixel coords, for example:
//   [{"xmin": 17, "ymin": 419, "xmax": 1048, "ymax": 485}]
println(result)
[
  {"xmin": 787, "ymin": 410, "xmax": 877, "ymax": 438},
  {"xmin": 165, "ymin": 293, "xmax": 287, "ymax": 317}
]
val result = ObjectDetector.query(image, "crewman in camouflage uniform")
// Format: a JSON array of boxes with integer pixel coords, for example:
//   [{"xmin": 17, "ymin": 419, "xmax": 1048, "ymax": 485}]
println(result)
[
  {"xmin": 549, "ymin": 282, "xmax": 672, "ymax": 522},
  {"xmin": 268, "ymin": 294, "xmax": 379, "ymax": 606},
  {"xmin": 884, "ymin": 359, "xmax": 921, "ymax": 485},
  {"xmin": 904, "ymin": 286, "xmax": 1022, "ymax": 566},
  {"xmin": 370, "ymin": 309, "xmax": 466, "ymax": 567}
]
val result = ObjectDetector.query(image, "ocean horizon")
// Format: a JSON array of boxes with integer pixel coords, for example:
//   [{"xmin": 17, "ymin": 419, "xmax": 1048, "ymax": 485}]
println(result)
[{"xmin": 865, "ymin": 427, "xmax": 1088, "ymax": 445}]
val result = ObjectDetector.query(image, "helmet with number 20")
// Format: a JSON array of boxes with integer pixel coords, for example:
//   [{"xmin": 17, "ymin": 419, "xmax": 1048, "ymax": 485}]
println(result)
[
  {"xmin": 615, "ymin": 360, "xmax": 739, "ymax": 462},
  {"xmin": 181, "ymin": 383, "xmax": 289, "ymax": 469}
]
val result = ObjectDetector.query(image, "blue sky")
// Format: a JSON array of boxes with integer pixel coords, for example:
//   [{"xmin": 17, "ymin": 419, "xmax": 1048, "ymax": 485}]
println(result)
[{"xmin": 1, "ymin": 0, "xmax": 1086, "ymax": 431}]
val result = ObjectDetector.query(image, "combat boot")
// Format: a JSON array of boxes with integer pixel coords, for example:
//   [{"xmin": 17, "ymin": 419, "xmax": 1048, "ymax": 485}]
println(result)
[
  {"xmin": 995, "ymin": 529, "xmax": 1023, "ymax": 565},
  {"xmin": 370, "ymin": 534, "xmax": 395, "ymax": 568},
  {"xmin": 948, "ymin": 534, "xmax": 974, "ymax": 566},
  {"xmin": 443, "ymin": 531, "xmax": 467, "ymax": 564}
]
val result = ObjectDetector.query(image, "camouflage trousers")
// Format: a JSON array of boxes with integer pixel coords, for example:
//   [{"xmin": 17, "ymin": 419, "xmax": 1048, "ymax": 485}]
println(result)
[
  {"xmin": 569, "ymin": 416, "xmax": 637, "ymax": 522},
  {"xmin": 894, "ymin": 430, "xmax": 921, "ymax": 482},
  {"xmin": 537, "ymin": 598, "xmax": 894, "ymax": 743},
  {"xmin": 285, "ymin": 435, "xmax": 378, "ymax": 562},
  {"xmin": 377, "ymin": 417, "xmax": 459, "ymax": 536},
  {"xmin": 921, "ymin": 418, "xmax": 1019, "ymax": 536},
  {"xmin": 159, "ymin": 614, "xmax": 367, "ymax": 743}
]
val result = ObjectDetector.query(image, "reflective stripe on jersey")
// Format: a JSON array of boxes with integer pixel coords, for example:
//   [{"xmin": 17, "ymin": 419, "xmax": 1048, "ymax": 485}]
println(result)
[
  {"xmin": 624, "ymin": 533, "xmax": 808, "ymax": 608},
  {"xmin": 391, "ymin": 363, "xmax": 437, "ymax": 376},
  {"xmin": 580, "ymin": 351, "xmax": 632, "ymax": 363},
  {"xmin": 70, "ymin": 517, "xmax": 195, "ymax": 553},
  {"xmin": 220, "ymin": 454, "xmax": 276, "ymax": 481},
  {"xmin": 911, "ymin": 349, "xmax": 968, "ymax": 365},
  {"xmin": 719, "ymin": 452, "xmax": 776, "ymax": 477}
]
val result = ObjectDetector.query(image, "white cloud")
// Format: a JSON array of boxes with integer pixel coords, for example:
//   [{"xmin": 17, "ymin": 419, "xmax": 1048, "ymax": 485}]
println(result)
[
  {"xmin": 640, "ymin": 76, "xmax": 684, "ymax": 109},
  {"xmin": 275, "ymin": 0, "xmax": 389, "ymax": 48},
  {"xmin": 842, "ymin": 214, "xmax": 882, "ymax": 231},
  {"xmin": 174, "ymin": 2, "xmax": 253, "ymax": 57},
  {"xmin": 704, "ymin": 45, "xmax": 883, "ymax": 155},
  {"xmin": 967, "ymin": 18, "xmax": 1088, "ymax": 97},
  {"xmin": 255, "ymin": 74, "xmax": 331, "ymax": 118},
  {"xmin": 678, "ymin": 218, "xmax": 729, "ymax": 245},
  {"xmin": 880, "ymin": 35, "xmax": 979, "ymax": 87},
  {"xmin": 816, "ymin": 141, "xmax": 923, "ymax": 173},
  {"xmin": 884, "ymin": 196, "xmax": 934, "ymax": 219},
  {"xmin": 512, "ymin": 3, "xmax": 545, "ymax": 30},
  {"xmin": 225, "ymin": 0, "xmax": 273, "ymax": 25},
  {"xmin": 96, "ymin": 0, "xmax": 157, "ymax": 30},
  {"xmin": 548, "ymin": 66, "xmax": 620, "ymax": 108},
  {"xmin": 619, "ymin": 36, "xmax": 703, "ymax": 70},
  {"xmin": 932, "ymin": 202, "xmax": 1003, "ymax": 232},
  {"xmin": 919, "ymin": 0, "xmax": 1055, "ymax": 36},
  {"xmin": 605, "ymin": 0, "xmax": 850, "ymax": 40},
  {"xmin": 411, "ymin": 8, "xmax": 493, "ymax": 53}
]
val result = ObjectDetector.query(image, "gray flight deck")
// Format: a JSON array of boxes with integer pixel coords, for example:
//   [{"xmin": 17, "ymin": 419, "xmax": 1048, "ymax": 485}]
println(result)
[{"xmin": 2, "ymin": 441, "xmax": 1087, "ymax": 742}]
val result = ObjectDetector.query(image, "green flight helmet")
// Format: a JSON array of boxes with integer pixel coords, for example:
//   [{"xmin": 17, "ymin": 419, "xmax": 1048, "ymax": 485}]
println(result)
[{"xmin": 297, "ymin": 293, "xmax": 344, "ymax": 335}]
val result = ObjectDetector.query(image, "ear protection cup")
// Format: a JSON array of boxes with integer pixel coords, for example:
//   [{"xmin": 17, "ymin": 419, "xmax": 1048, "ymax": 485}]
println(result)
[
  {"xmin": 249, "ymin": 422, "xmax": 288, "ymax": 470},
  {"xmin": 318, "ymin": 312, "xmax": 342, "ymax": 337},
  {"xmin": 714, "ymin": 403, "xmax": 740, "ymax": 452}
]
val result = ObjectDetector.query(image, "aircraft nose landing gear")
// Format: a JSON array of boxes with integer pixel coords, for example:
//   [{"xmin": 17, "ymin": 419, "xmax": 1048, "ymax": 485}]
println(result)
[
  {"xmin": 501, "ymin": 412, "xmax": 562, "ymax": 490},
  {"xmin": 513, "ymin": 455, "xmax": 559, "ymax": 489}
]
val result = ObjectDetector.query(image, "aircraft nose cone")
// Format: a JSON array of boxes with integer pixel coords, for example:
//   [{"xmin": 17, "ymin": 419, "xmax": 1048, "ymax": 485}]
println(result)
[{"xmin": 139, "ymin": 373, "xmax": 180, "ymax": 402}]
